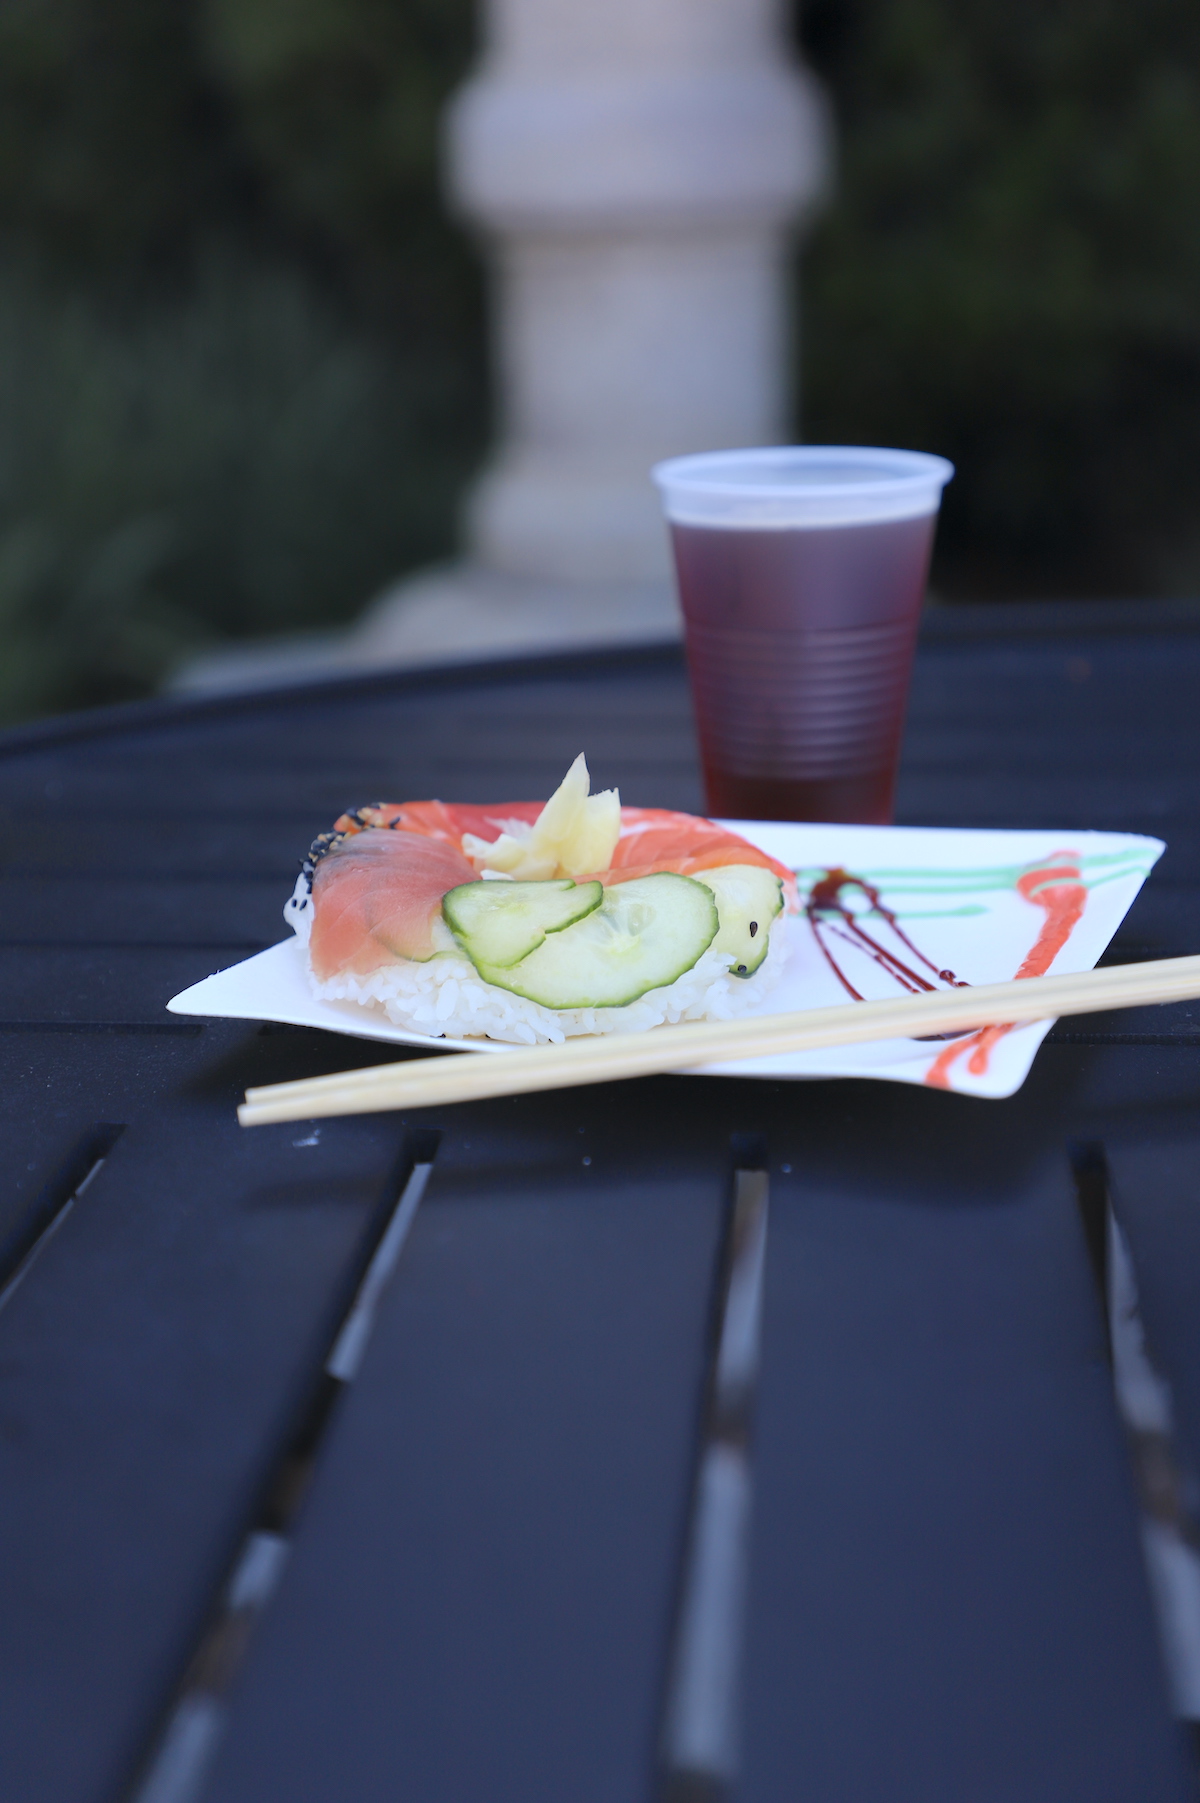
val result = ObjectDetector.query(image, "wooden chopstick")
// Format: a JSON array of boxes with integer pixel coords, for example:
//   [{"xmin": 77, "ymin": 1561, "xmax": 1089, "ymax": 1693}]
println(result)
[{"xmin": 238, "ymin": 951, "xmax": 1200, "ymax": 1125}]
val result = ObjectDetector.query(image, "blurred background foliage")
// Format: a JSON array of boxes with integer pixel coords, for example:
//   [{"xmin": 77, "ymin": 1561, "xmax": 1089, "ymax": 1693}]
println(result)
[
  {"xmin": 799, "ymin": 0, "xmax": 1200, "ymax": 599},
  {"xmin": 0, "ymin": 0, "xmax": 484, "ymax": 722},
  {"xmin": 0, "ymin": 0, "xmax": 1198, "ymax": 723}
]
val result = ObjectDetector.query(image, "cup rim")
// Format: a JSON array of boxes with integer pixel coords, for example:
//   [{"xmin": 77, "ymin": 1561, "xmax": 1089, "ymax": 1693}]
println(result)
[{"xmin": 651, "ymin": 445, "xmax": 955, "ymax": 499}]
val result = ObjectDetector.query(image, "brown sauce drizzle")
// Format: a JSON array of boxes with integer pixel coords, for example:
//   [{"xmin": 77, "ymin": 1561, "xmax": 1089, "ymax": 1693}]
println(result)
[{"xmin": 806, "ymin": 869, "xmax": 968, "ymax": 1038}]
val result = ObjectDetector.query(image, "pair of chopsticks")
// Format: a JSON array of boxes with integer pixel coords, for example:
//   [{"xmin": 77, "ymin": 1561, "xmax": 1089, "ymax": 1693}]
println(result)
[{"xmin": 238, "ymin": 952, "xmax": 1200, "ymax": 1125}]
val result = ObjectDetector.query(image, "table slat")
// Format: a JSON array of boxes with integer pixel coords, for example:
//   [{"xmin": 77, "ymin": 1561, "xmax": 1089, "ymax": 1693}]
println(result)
[{"xmin": 203, "ymin": 1100, "xmax": 729, "ymax": 1803}]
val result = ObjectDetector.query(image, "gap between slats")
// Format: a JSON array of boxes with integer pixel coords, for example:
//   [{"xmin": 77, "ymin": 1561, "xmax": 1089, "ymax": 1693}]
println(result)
[
  {"xmin": 125, "ymin": 1127, "xmax": 441, "ymax": 1803},
  {"xmin": 0, "ymin": 1022, "xmax": 203, "ymax": 1036},
  {"xmin": 658, "ymin": 1136, "xmax": 771, "ymax": 1803},
  {"xmin": 1070, "ymin": 1143, "xmax": 1200, "ymax": 1775},
  {"xmin": 0, "ymin": 869, "xmax": 297, "ymax": 883},
  {"xmin": 0, "ymin": 1123, "xmax": 125, "ymax": 1313},
  {"xmin": 1049, "ymin": 1033, "xmax": 1200, "ymax": 1048},
  {"xmin": 0, "ymin": 939, "xmax": 270, "ymax": 952}
]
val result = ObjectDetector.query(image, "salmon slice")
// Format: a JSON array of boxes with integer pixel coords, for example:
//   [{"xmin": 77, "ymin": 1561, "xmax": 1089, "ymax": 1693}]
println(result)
[
  {"xmin": 345, "ymin": 801, "xmax": 794, "ymax": 891},
  {"xmin": 600, "ymin": 808, "xmax": 795, "ymax": 898},
  {"xmin": 310, "ymin": 829, "xmax": 477, "ymax": 980}
]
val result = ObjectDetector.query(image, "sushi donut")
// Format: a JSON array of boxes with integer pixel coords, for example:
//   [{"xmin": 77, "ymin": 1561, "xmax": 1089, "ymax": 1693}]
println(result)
[{"xmin": 286, "ymin": 756, "xmax": 796, "ymax": 1045}]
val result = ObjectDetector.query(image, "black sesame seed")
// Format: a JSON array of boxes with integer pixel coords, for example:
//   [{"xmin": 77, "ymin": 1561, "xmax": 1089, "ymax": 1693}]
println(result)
[
  {"xmin": 737, "ymin": 964, "xmax": 748, "ymax": 974},
  {"xmin": 749, "ymin": 920, "xmax": 758, "ymax": 937}
]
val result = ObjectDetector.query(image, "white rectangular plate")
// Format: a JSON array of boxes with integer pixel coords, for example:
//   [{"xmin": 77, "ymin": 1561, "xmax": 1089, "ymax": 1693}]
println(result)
[{"xmin": 168, "ymin": 820, "xmax": 1164, "ymax": 1098}]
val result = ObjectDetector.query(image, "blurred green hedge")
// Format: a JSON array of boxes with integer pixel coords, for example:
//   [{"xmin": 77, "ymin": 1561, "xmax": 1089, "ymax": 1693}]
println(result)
[
  {"xmin": 0, "ymin": 0, "xmax": 1198, "ymax": 723},
  {"xmin": 800, "ymin": 0, "xmax": 1200, "ymax": 599},
  {"xmin": 0, "ymin": 0, "xmax": 485, "ymax": 721}
]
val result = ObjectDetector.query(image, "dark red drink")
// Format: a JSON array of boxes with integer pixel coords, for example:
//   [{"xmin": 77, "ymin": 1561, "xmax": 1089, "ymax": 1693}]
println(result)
[
  {"xmin": 654, "ymin": 447, "xmax": 952, "ymax": 824},
  {"xmin": 670, "ymin": 512, "xmax": 937, "ymax": 823}
]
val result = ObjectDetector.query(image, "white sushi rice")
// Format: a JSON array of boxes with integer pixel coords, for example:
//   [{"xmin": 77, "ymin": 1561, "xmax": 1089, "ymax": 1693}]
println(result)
[{"xmin": 285, "ymin": 874, "xmax": 790, "ymax": 1045}]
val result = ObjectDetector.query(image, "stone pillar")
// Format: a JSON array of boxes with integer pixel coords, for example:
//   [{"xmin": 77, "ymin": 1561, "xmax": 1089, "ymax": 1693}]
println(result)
[{"xmin": 355, "ymin": 0, "xmax": 828, "ymax": 666}]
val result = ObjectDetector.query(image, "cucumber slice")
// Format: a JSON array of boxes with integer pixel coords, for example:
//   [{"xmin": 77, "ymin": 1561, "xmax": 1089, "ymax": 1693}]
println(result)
[
  {"xmin": 473, "ymin": 873, "xmax": 718, "ymax": 1009},
  {"xmin": 693, "ymin": 863, "xmax": 784, "ymax": 977},
  {"xmin": 443, "ymin": 877, "xmax": 602, "ymax": 969}
]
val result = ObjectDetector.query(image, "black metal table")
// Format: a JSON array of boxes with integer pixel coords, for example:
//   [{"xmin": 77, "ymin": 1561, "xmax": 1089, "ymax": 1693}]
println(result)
[{"xmin": 3, "ymin": 601, "xmax": 1200, "ymax": 1803}]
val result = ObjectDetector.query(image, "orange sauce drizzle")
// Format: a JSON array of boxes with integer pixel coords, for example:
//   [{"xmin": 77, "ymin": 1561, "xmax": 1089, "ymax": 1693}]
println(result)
[{"xmin": 924, "ymin": 854, "xmax": 1087, "ymax": 1089}]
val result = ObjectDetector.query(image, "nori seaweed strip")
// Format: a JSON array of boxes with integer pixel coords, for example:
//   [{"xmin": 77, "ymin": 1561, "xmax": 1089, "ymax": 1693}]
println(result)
[{"xmin": 298, "ymin": 806, "xmax": 391, "ymax": 893}]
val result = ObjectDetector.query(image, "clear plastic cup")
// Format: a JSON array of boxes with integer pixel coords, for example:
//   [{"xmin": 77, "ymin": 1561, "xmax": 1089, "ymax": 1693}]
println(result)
[{"xmin": 652, "ymin": 446, "xmax": 954, "ymax": 823}]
